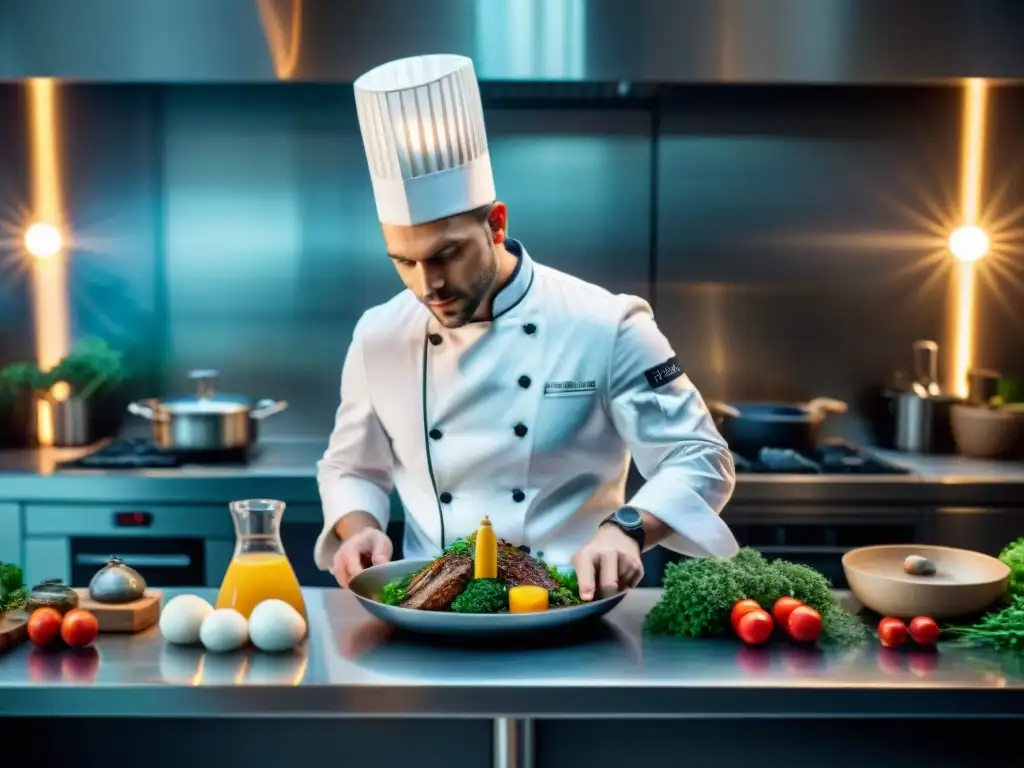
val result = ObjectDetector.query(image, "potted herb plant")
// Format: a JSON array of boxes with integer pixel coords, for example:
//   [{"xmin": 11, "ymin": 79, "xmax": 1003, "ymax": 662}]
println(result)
[
  {"xmin": 0, "ymin": 337, "xmax": 127, "ymax": 448},
  {"xmin": 45, "ymin": 337, "xmax": 128, "ymax": 447}
]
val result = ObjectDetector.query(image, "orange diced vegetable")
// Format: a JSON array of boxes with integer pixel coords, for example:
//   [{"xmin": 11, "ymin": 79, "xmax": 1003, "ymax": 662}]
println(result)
[{"xmin": 508, "ymin": 585, "xmax": 549, "ymax": 613}]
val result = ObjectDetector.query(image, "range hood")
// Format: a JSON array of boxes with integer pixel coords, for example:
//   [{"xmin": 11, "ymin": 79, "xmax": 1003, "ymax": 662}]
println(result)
[{"xmin": 1, "ymin": 0, "xmax": 1022, "ymax": 83}]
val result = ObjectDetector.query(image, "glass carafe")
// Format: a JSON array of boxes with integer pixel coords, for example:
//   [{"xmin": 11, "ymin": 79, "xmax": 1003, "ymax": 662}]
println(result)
[{"xmin": 215, "ymin": 499, "xmax": 307, "ymax": 619}]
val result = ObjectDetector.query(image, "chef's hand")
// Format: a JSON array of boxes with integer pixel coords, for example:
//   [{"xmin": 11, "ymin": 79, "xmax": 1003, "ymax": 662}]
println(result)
[
  {"xmin": 332, "ymin": 527, "xmax": 393, "ymax": 588},
  {"xmin": 571, "ymin": 525, "xmax": 644, "ymax": 602}
]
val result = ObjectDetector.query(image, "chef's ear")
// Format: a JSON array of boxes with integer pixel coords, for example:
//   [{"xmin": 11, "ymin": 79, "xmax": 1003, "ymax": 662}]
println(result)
[{"xmin": 488, "ymin": 202, "xmax": 508, "ymax": 244}]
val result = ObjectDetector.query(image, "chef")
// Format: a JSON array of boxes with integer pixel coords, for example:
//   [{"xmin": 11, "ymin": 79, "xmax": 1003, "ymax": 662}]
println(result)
[{"xmin": 315, "ymin": 53, "xmax": 738, "ymax": 601}]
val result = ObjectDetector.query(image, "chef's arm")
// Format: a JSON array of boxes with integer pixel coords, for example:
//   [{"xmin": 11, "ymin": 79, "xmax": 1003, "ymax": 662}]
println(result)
[
  {"xmin": 313, "ymin": 321, "xmax": 395, "ymax": 571},
  {"xmin": 605, "ymin": 297, "xmax": 739, "ymax": 558}
]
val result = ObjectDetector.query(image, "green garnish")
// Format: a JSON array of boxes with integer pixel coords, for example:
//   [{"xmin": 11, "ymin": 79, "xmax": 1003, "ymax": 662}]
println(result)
[
  {"xmin": 546, "ymin": 565, "xmax": 581, "ymax": 607},
  {"xmin": 948, "ymin": 596, "xmax": 1024, "ymax": 652},
  {"xmin": 445, "ymin": 539, "xmax": 471, "ymax": 557},
  {"xmin": 380, "ymin": 572, "xmax": 413, "ymax": 606},
  {"xmin": 644, "ymin": 547, "xmax": 867, "ymax": 646},
  {"xmin": 451, "ymin": 578, "xmax": 508, "ymax": 614}
]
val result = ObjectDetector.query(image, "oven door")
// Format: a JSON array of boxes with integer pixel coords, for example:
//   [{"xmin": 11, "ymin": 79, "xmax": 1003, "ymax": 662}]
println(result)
[
  {"xmin": 70, "ymin": 537, "xmax": 208, "ymax": 587},
  {"xmin": 23, "ymin": 503, "xmax": 235, "ymax": 588}
]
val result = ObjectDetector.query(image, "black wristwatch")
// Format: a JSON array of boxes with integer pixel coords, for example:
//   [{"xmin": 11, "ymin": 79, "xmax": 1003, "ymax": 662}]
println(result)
[{"xmin": 600, "ymin": 506, "xmax": 645, "ymax": 553}]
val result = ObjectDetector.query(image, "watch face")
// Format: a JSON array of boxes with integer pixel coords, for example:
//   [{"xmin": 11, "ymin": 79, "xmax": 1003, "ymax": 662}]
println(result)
[{"xmin": 616, "ymin": 507, "xmax": 642, "ymax": 527}]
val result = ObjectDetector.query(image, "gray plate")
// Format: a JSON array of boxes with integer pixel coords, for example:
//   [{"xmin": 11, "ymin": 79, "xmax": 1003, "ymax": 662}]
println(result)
[{"xmin": 348, "ymin": 558, "xmax": 627, "ymax": 637}]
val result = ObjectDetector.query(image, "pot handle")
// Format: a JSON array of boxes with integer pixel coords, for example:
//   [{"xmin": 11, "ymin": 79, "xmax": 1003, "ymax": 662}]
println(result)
[
  {"xmin": 127, "ymin": 400, "xmax": 162, "ymax": 421},
  {"xmin": 806, "ymin": 397, "xmax": 848, "ymax": 415},
  {"xmin": 705, "ymin": 400, "xmax": 741, "ymax": 419},
  {"xmin": 251, "ymin": 399, "xmax": 289, "ymax": 419}
]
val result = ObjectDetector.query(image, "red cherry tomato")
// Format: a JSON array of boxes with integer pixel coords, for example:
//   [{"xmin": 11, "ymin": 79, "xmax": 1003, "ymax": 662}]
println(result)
[
  {"xmin": 877, "ymin": 617, "xmax": 908, "ymax": 648},
  {"xmin": 736, "ymin": 609, "xmax": 774, "ymax": 645},
  {"xmin": 60, "ymin": 609, "xmax": 99, "ymax": 648},
  {"xmin": 27, "ymin": 607, "xmax": 63, "ymax": 647},
  {"xmin": 730, "ymin": 599, "xmax": 762, "ymax": 631},
  {"xmin": 772, "ymin": 596, "xmax": 804, "ymax": 628},
  {"xmin": 787, "ymin": 605, "xmax": 823, "ymax": 643},
  {"xmin": 908, "ymin": 616, "xmax": 940, "ymax": 646}
]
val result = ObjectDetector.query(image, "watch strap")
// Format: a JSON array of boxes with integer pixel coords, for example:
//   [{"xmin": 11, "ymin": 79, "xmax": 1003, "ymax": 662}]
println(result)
[{"xmin": 601, "ymin": 507, "xmax": 645, "ymax": 552}]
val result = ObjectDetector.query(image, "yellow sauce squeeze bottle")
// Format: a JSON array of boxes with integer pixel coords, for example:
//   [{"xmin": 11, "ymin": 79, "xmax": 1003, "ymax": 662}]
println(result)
[{"xmin": 474, "ymin": 516, "xmax": 498, "ymax": 579}]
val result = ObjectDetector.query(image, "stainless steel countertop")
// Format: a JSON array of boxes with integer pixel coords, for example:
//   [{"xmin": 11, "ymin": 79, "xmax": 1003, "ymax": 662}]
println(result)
[
  {"xmin": 1, "ymin": 439, "xmax": 1022, "ymax": 505},
  {"xmin": 1, "ymin": 588, "xmax": 1022, "ymax": 718}
]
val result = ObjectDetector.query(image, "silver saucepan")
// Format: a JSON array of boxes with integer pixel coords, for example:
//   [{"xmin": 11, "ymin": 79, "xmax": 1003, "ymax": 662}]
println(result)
[{"xmin": 127, "ymin": 369, "xmax": 288, "ymax": 451}]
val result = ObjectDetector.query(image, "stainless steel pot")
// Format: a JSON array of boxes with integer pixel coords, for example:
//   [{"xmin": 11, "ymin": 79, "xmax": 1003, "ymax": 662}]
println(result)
[
  {"xmin": 890, "ymin": 390, "xmax": 961, "ymax": 454},
  {"xmin": 127, "ymin": 369, "xmax": 287, "ymax": 451}
]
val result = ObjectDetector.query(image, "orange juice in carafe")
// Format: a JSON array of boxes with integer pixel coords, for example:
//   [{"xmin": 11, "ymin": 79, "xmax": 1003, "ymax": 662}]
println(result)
[{"xmin": 215, "ymin": 499, "xmax": 307, "ymax": 619}]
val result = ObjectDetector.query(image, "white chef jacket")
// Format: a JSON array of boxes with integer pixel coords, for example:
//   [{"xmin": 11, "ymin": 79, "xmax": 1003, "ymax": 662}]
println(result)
[{"xmin": 314, "ymin": 239, "xmax": 738, "ymax": 571}]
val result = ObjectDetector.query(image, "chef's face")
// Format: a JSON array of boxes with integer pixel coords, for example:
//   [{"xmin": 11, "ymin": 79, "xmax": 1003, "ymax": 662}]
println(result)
[{"xmin": 383, "ymin": 203, "xmax": 507, "ymax": 328}]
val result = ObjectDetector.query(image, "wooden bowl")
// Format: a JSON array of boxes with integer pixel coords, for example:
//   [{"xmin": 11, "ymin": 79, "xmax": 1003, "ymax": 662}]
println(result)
[{"xmin": 842, "ymin": 544, "xmax": 1009, "ymax": 619}]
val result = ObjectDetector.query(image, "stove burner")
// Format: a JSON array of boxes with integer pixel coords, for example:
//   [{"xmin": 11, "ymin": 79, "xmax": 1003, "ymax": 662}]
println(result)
[
  {"xmin": 59, "ymin": 438, "xmax": 256, "ymax": 469},
  {"xmin": 732, "ymin": 441, "xmax": 909, "ymax": 475}
]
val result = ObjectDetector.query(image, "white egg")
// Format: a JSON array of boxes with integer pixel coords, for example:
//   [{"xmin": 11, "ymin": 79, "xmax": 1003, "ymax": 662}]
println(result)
[
  {"xmin": 248, "ymin": 599, "xmax": 307, "ymax": 653},
  {"xmin": 159, "ymin": 594, "xmax": 214, "ymax": 645},
  {"xmin": 199, "ymin": 609, "xmax": 249, "ymax": 653}
]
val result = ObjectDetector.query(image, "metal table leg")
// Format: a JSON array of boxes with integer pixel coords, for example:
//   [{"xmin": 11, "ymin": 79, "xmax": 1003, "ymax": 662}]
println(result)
[{"xmin": 493, "ymin": 717, "xmax": 534, "ymax": 768}]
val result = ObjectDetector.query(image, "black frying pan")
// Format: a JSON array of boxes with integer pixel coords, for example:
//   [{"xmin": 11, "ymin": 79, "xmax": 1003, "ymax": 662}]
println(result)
[{"xmin": 706, "ymin": 397, "xmax": 848, "ymax": 458}]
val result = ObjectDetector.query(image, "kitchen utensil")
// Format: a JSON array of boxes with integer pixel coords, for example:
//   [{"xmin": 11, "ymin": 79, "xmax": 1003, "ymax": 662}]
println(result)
[
  {"xmin": 88, "ymin": 556, "xmax": 147, "ymax": 604},
  {"xmin": 73, "ymin": 588, "xmax": 162, "ymax": 633},
  {"xmin": 0, "ymin": 612, "xmax": 29, "ymax": 653},
  {"xmin": 912, "ymin": 339, "xmax": 942, "ymax": 397},
  {"xmin": 26, "ymin": 579, "xmax": 80, "ymax": 614},
  {"xmin": 706, "ymin": 397, "xmax": 848, "ymax": 457},
  {"xmin": 891, "ymin": 391, "xmax": 960, "ymax": 454},
  {"xmin": 348, "ymin": 558, "xmax": 626, "ymax": 638},
  {"xmin": 950, "ymin": 403, "xmax": 1024, "ymax": 459},
  {"xmin": 967, "ymin": 368, "xmax": 1001, "ymax": 407},
  {"xmin": 127, "ymin": 369, "xmax": 287, "ymax": 451},
  {"xmin": 842, "ymin": 544, "xmax": 1009, "ymax": 619}
]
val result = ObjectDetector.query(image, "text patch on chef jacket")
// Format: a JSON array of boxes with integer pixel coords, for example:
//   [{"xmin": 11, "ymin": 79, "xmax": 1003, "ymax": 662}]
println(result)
[{"xmin": 643, "ymin": 356, "xmax": 683, "ymax": 389}]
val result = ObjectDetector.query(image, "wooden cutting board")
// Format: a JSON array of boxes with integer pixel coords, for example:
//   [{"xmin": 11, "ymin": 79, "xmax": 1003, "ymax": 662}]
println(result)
[
  {"xmin": 73, "ymin": 589, "xmax": 163, "ymax": 633},
  {"xmin": 0, "ymin": 612, "xmax": 29, "ymax": 652}
]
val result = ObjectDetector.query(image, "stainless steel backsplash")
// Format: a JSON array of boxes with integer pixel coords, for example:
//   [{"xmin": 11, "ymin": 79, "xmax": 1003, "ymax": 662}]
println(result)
[{"xmin": 1, "ymin": 83, "xmax": 1022, "ymax": 443}]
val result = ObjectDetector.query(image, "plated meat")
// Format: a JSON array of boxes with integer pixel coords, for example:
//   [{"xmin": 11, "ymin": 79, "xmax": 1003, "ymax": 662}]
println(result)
[
  {"xmin": 396, "ymin": 537, "xmax": 562, "ymax": 612},
  {"xmin": 399, "ymin": 553, "xmax": 472, "ymax": 611},
  {"xmin": 498, "ymin": 543, "xmax": 558, "ymax": 590}
]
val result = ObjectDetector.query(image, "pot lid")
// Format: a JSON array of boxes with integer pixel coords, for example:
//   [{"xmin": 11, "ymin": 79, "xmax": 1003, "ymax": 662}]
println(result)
[{"xmin": 154, "ymin": 369, "xmax": 253, "ymax": 415}]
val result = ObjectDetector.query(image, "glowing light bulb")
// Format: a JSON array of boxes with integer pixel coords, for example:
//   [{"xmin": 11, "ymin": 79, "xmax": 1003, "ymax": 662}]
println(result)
[
  {"xmin": 24, "ymin": 222, "xmax": 63, "ymax": 259},
  {"xmin": 948, "ymin": 225, "xmax": 989, "ymax": 262}
]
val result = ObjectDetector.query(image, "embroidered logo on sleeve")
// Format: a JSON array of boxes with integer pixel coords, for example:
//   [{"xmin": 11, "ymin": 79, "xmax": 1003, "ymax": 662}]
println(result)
[
  {"xmin": 544, "ymin": 379, "xmax": 598, "ymax": 395},
  {"xmin": 643, "ymin": 357, "xmax": 683, "ymax": 389}
]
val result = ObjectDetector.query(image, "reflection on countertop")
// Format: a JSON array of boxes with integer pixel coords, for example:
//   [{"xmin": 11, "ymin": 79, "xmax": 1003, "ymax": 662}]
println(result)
[{"xmin": 1, "ymin": 588, "xmax": 1023, "ymax": 719}]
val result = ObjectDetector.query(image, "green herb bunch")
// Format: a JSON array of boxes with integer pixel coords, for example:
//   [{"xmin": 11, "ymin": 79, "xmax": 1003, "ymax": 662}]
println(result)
[
  {"xmin": 948, "ymin": 596, "xmax": 1024, "ymax": 653},
  {"xmin": 644, "ymin": 547, "xmax": 867, "ymax": 646},
  {"xmin": 0, "ymin": 563, "xmax": 28, "ymax": 614},
  {"xmin": 998, "ymin": 537, "xmax": 1024, "ymax": 601}
]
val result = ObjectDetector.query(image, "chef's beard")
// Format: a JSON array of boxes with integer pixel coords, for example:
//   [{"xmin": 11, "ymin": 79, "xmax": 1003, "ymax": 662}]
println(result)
[{"xmin": 428, "ymin": 240, "xmax": 501, "ymax": 328}]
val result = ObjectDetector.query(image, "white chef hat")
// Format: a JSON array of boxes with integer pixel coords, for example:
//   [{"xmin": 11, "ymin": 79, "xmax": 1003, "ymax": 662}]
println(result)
[{"xmin": 353, "ymin": 54, "xmax": 496, "ymax": 227}]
